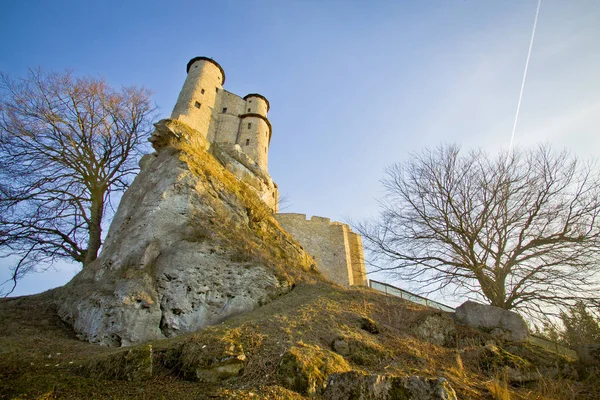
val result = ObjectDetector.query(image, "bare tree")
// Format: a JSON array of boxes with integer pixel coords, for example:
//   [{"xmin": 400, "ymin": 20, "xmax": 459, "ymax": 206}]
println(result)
[
  {"xmin": 357, "ymin": 144, "xmax": 600, "ymax": 319},
  {"xmin": 0, "ymin": 69, "xmax": 154, "ymax": 295}
]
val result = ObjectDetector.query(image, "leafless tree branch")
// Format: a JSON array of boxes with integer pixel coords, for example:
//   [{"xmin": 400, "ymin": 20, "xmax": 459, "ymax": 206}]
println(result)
[
  {"xmin": 0, "ymin": 69, "xmax": 155, "ymax": 295},
  {"xmin": 356, "ymin": 144, "xmax": 600, "ymax": 321}
]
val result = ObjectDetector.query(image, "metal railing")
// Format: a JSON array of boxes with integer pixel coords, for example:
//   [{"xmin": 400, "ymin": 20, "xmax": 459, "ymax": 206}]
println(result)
[
  {"xmin": 369, "ymin": 280, "xmax": 455, "ymax": 312},
  {"xmin": 368, "ymin": 279, "xmax": 578, "ymax": 359}
]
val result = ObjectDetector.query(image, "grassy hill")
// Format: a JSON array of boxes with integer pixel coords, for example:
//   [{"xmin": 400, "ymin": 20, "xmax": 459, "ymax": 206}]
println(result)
[{"xmin": 1, "ymin": 281, "xmax": 598, "ymax": 399}]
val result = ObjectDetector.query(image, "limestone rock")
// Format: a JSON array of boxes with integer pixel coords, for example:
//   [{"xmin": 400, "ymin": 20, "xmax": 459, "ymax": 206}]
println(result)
[
  {"xmin": 56, "ymin": 120, "xmax": 314, "ymax": 346},
  {"xmin": 323, "ymin": 371, "xmax": 457, "ymax": 400},
  {"xmin": 212, "ymin": 142, "xmax": 278, "ymax": 212},
  {"xmin": 412, "ymin": 313, "xmax": 456, "ymax": 347},
  {"xmin": 477, "ymin": 344, "xmax": 541, "ymax": 384},
  {"xmin": 277, "ymin": 343, "xmax": 351, "ymax": 396},
  {"xmin": 83, "ymin": 344, "xmax": 153, "ymax": 381},
  {"xmin": 192, "ymin": 351, "xmax": 247, "ymax": 382},
  {"xmin": 454, "ymin": 301, "xmax": 529, "ymax": 342},
  {"xmin": 330, "ymin": 335, "xmax": 389, "ymax": 366}
]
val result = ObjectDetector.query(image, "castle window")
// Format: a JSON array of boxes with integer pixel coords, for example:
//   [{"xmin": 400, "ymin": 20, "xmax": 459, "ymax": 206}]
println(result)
[
  {"xmin": 222, "ymin": 107, "xmax": 227, "ymax": 113},
  {"xmin": 249, "ymin": 100, "xmax": 252, "ymax": 103},
  {"xmin": 247, "ymin": 108, "xmax": 251, "ymax": 112},
  {"xmin": 194, "ymin": 102, "xmax": 201, "ymax": 109},
  {"xmin": 245, "ymin": 139, "xmax": 250, "ymax": 145},
  {"xmin": 216, "ymin": 88, "xmax": 219, "ymax": 93},
  {"xmin": 248, "ymin": 123, "xmax": 252, "ymax": 129},
  {"xmin": 201, "ymin": 88, "xmax": 205, "ymax": 94}
]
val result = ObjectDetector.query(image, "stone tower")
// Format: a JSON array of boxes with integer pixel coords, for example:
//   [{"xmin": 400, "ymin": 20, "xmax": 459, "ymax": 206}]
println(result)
[
  {"xmin": 171, "ymin": 57, "xmax": 272, "ymax": 174},
  {"xmin": 167, "ymin": 56, "xmax": 278, "ymax": 210}
]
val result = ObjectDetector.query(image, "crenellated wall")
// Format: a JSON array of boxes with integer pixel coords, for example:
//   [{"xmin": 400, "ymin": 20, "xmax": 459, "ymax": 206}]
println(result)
[{"xmin": 274, "ymin": 214, "xmax": 367, "ymax": 287}]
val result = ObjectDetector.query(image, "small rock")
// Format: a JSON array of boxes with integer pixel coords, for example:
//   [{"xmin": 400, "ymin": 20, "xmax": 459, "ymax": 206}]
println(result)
[
  {"xmin": 194, "ymin": 353, "xmax": 247, "ymax": 382},
  {"xmin": 331, "ymin": 338, "xmax": 350, "ymax": 356},
  {"xmin": 412, "ymin": 313, "xmax": 456, "ymax": 347},
  {"xmin": 360, "ymin": 317, "xmax": 379, "ymax": 334}
]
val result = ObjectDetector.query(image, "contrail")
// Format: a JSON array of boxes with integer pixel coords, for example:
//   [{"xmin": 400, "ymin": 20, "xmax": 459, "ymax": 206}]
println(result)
[{"xmin": 506, "ymin": 0, "xmax": 542, "ymax": 164}]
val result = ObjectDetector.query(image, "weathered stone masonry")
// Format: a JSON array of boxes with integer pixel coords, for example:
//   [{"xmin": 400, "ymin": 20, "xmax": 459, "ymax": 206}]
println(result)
[{"xmin": 274, "ymin": 214, "xmax": 367, "ymax": 287}]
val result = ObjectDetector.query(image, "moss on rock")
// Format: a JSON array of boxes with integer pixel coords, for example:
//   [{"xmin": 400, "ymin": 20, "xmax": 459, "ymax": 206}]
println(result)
[{"xmin": 277, "ymin": 342, "xmax": 351, "ymax": 395}]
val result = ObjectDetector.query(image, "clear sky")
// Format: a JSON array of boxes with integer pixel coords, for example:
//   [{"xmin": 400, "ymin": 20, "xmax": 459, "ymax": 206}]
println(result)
[{"xmin": 1, "ymin": 0, "xmax": 599, "ymax": 299}]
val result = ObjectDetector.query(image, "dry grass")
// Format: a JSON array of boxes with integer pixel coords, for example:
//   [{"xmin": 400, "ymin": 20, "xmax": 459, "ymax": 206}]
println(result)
[
  {"xmin": 172, "ymin": 135, "xmax": 318, "ymax": 287},
  {"xmin": 2, "ymin": 282, "xmax": 599, "ymax": 399}
]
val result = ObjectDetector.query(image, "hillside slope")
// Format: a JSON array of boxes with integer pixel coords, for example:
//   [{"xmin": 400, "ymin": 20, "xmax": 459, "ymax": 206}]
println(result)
[{"xmin": 1, "ymin": 281, "xmax": 598, "ymax": 399}]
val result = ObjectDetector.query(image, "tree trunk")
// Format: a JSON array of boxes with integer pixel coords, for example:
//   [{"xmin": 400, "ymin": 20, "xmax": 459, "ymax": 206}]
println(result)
[{"xmin": 84, "ymin": 191, "xmax": 105, "ymax": 266}]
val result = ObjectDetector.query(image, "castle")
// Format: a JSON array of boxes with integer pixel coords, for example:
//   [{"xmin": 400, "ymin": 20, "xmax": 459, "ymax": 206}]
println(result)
[{"xmin": 167, "ymin": 56, "xmax": 367, "ymax": 287}]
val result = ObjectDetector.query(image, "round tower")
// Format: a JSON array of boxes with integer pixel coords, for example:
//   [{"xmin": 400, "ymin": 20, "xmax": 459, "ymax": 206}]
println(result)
[
  {"xmin": 238, "ymin": 94, "xmax": 272, "ymax": 172},
  {"xmin": 171, "ymin": 57, "xmax": 225, "ymax": 139}
]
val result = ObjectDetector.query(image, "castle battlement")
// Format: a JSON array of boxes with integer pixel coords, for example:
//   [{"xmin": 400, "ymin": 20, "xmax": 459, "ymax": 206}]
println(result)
[{"xmin": 275, "ymin": 213, "xmax": 367, "ymax": 287}]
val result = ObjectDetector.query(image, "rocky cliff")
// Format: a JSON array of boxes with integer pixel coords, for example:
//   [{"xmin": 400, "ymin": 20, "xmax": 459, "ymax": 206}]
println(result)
[{"xmin": 56, "ymin": 119, "xmax": 317, "ymax": 346}]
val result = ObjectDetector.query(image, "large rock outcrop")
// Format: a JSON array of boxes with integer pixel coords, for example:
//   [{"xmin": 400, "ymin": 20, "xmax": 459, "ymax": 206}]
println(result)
[
  {"xmin": 454, "ymin": 301, "xmax": 529, "ymax": 342},
  {"xmin": 57, "ymin": 119, "xmax": 316, "ymax": 346}
]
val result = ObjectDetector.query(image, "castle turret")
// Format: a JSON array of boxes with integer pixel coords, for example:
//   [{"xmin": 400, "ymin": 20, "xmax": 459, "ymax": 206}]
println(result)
[
  {"xmin": 238, "ymin": 94, "xmax": 272, "ymax": 172},
  {"xmin": 171, "ymin": 57, "xmax": 225, "ymax": 140},
  {"xmin": 166, "ymin": 58, "xmax": 277, "ymax": 210}
]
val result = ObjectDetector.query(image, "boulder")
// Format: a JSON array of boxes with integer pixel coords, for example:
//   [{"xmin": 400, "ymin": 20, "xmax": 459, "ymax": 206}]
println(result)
[
  {"xmin": 323, "ymin": 371, "xmax": 457, "ymax": 400},
  {"xmin": 56, "ymin": 120, "xmax": 315, "ymax": 346},
  {"xmin": 454, "ymin": 301, "xmax": 529, "ymax": 342}
]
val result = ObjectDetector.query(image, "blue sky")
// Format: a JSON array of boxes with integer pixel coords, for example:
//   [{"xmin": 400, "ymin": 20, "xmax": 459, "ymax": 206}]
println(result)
[{"xmin": 1, "ymin": 0, "xmax": 599, "ymax": 299}]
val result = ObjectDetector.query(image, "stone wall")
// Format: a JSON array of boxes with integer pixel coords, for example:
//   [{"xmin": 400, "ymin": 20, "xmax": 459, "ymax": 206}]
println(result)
[
  {"xmin": 347, "ymin": 231, "xmax": 367, "ymax": 286},
  {"xmin": 274, "ymin": 214, "xmax": 367, "ymax": 287}
]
